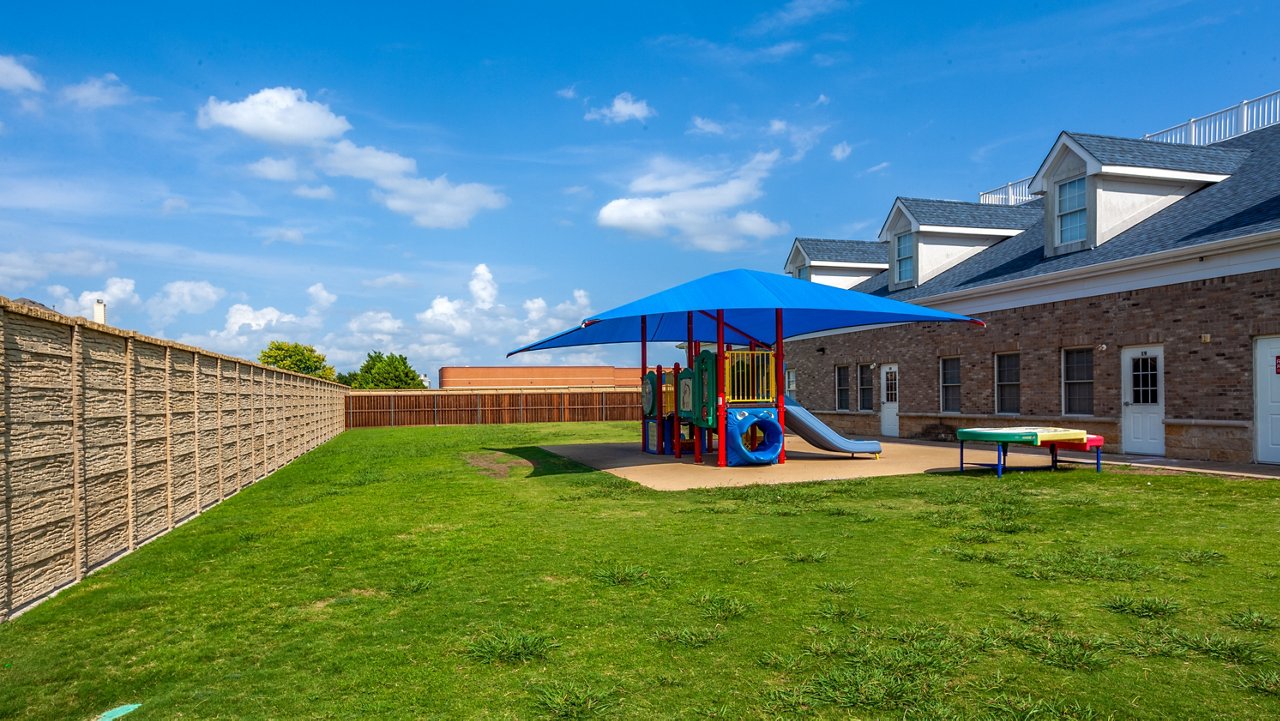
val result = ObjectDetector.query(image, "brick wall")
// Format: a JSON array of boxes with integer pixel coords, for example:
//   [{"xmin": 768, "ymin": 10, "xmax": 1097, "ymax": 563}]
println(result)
[
  {"xmin": 788, "ymin": 269, "xmax": 1280, "ymax": 464},
  {"xmin": 1, "ymin": 297, "xmax": 347, "ymax": 620}
]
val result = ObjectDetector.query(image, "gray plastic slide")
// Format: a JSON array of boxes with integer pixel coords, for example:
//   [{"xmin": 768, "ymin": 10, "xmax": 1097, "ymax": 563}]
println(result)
[{"xmin": 783, "ymin": 395, "xmax": 882, "ymax": 456}]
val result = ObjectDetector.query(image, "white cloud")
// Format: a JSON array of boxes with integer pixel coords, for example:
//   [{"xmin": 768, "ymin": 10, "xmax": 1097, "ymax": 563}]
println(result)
[
  {"xmin": 261, "ymin": 227, "xmax": 305, "ymax": 244},
  {"xmin": 317, "ymin": 139, "xmax": 507, "ymax": 228},
  {"xmin": 814, "ymin": 94, "xmax": 830, "ymax": 106},
  {"xmin": 522, "ymin": 297, "xmax": 547, "ymax": 321},
  {"xmin": 831, "ymin": 141, "xmax": 852, "ymax": 161},
  {"xmin": 689, "ymin": 116, "xmax": 725, "ymax": 135},
  {"xmin": 162, "ymin": 197, "xmax": 189, "ymax": 214},
  {"xmin": 61, "ymin": 73, "xmax": 132, "ymax": 109},
  {"xmin": 416, "ymin": 295, "xmax": 471, "ymax": 335},
  {"xmin": 147, "ymin": 280, "xmax": 225, "ymax": 325},
  {"xmin": 307, "ymin": 282, "xmax": 336, "ymax": 312},
  {"xmin": 767, "ymin": 120, "xmax": 828, "ymax": 160},
  {"xmin": 347, "ymin": 310, "xmax": 403, "ymax": 335},
  {"xmin": 748, "ymin": 0, "xmax": 847, "ymax": 34},
  {"xmin": 768, "ymin": 119, "xmax": 788, "ymax": 135},
  {"xmin": 247, "ymin": 156, "xmax": 299, "ymax": 181},
  {"xmin": 364, "ymin": 273, "xmax": 413, "ymax": 288},
  {"xmin": 197, "ymin": 87, "xmax": 351, "ymax": 144},
  {"xmin": 865, "ymin": 161, "xmax": 890, "ymax": 174},
  {"xmin": 293, "ymin": 184, "xmax": 334, "ymax": 200},
  {"xmin": 48, "ymin": 277, "xmax": 141, "ymax": 320},
  {"xmin": 373, "ymin": 174, "xmax": 508, "ymax": 229},
  {"xmin": 221, "ymin": 303, "xmax": 298, "ymax": 336},
  {"xmin": 655, "ymin": 36, "xmax": 804, "ymax": 65},
  {"xmin": 468, "ymin": 263, "xmax": 498, "ymax": 309},
  {"xmin": 563, "ymin": 185, "xmax": 590, "ymax": 196},
  {"xmin": 319, "ymin": 139, "xmax": 416, "ymax": 180},
  {"xmin": 629, "ymin": 156, "xmax": 723, "ymax": 194},
  {"xmin": 0, "ymin": 55, "xmax": 43, "ymax": 93},
  {"xmin": 597, "ymin": 151, "xmax": 788, "ymax": 252},
  {"xmin": 0, "ymin": 249, "xmax": 113, "ymax": 291},
  {"xmin": 585, "ymin": 92, "xmax": 656, "ymax": 124},
  {"xmin": 555, "ymin": 85, "xmax": 577, "ymax": 99}
]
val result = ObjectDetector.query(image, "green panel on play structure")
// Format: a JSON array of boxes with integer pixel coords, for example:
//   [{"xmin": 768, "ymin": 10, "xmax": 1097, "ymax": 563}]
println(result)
[
  {"xmin": 690, "ymin": 350, "xmax": 718, "ymax": 428},
  {"xmin": 642, "ymin": 371, "xmax": 658, "ymax": 417},
  {"xmin": 677, "ymin": 367, "xmax": 695, "ymax": 419}
]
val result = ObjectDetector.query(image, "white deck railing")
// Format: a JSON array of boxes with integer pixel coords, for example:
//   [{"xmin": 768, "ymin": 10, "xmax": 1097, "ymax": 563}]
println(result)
[
  {"xmin": 1144, "ymin": 89, "xmax": 1280, "ymax": 145},
  {"xmin": 978, "ymin": 177, "xmax": 1033, "ymax": 206},
  {"xmin": 979, "ymin": 89, "xmax": 1280, "ymax": 205}
]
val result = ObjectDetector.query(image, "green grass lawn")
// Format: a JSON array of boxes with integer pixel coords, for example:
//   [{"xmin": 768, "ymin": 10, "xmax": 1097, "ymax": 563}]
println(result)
[{"xmin": 3, "ymin": 423, "xmax": 1280, "ymax": 720}]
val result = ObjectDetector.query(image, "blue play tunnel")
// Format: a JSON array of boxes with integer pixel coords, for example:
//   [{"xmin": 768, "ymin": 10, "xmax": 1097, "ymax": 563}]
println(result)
[{"xmin": 724, "ymin": 407, "xmax": 784, "ymax": 466}]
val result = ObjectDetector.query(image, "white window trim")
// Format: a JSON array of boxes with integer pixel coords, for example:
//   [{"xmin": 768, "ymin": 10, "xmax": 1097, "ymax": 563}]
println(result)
[
  {"xmin": 856, "ymin": 363, "xmax": 875, "ymax": 412},
  {"xmin": 1055, "ymin": 175, "xmax": 1087, "ymax": 247},
  {"xmin": 834, "ymin": 365, "xmax": 850, "ymax": 411},
  {"xmin": 994, "ymin": 352, "xmax": 1020, "ymax": 415},
  {"xmin": 1061, "ymin": 347, "xmax": 1095, "ymax": 416},
  {"xmin": 939, "ymin": 357, "xmax": 961, "ymax": 414},
  {"xmin": 894, "ymin": 231, "xmax": 915, "ymax": 284}
]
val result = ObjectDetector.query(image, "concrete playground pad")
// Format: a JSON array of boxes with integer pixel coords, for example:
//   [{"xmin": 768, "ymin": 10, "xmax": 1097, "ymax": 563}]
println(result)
[{"xmin": 541, "ymin": 435, "xmax": 1060, "ymax": 491}]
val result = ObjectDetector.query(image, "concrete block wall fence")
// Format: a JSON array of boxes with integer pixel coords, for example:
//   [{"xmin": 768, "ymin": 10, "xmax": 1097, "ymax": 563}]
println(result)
[{"xmin": 0, "ymin": 297, "xmax": 347, "ymax": 620}]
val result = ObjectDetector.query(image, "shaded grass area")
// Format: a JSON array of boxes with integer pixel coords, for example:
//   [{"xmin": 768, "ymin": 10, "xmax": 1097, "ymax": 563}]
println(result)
[{"xmin": 2, "ymin": 423, "xmax": 1280, "ymax": 719}]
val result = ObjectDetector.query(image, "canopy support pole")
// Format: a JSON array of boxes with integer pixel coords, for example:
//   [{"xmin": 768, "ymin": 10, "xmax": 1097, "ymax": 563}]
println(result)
[
  {"xmin": 688, "ymin": 312, "xmax": 701, "ymax": 464},
  {"xmin": 640, "ymin": 315, "xmax": 647, "ymax": 453},
  {"xmin": 716, "ymin": 309, "xmax": 726, "ymax": 468},
  {"xmin": 775, "ymin": 309, "xmax": 786, "ymax": 464}
]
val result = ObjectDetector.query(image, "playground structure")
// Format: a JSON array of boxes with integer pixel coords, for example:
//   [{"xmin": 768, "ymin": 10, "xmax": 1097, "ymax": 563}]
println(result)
[
  {"xmin": 508, "ymin": 269, "xmax": 984, "ymax": 469},
  {"xmin": 636, "ymin": 310, "xmax": 886, "ymax": 468}
]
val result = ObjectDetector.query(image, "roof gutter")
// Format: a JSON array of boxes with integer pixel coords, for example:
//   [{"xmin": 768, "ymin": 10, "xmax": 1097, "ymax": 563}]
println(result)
[{"xmin": 918, "ymin": 227, "xmax": 1280, "ymax": 309}]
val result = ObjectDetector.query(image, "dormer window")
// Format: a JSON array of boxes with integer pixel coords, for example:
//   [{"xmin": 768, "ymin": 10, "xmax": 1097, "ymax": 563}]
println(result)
[
  {"xmin": 894, "ymin": 232, "xmax": 915, "ymax": 283},
  {"xmin": 1056, "ymin": 176, "xmax": 1087, "ymax": 245}
]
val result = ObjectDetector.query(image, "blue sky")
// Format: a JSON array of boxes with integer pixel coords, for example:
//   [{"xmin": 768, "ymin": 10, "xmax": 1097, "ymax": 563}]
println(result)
[{"xmin": 2, "ymin": 1, "xmax": 1277, "ymax": 379}]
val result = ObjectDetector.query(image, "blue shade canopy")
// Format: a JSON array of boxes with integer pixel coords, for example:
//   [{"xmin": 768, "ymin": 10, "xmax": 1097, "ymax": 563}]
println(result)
[{"xmin": 508, "ymin": 269, "xmax": 982, "ymax": 356}]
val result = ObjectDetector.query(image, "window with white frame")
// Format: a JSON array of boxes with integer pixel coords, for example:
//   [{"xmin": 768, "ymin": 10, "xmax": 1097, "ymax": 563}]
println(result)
[
  {"xmin": 835, "ymin": 366, "xmax": 850, "ymax": 411},
  {"xmin": 894, "ymin": 232, "xmax": 915, "ymax": 283},
  {"xmin": 995, "ymin": 353, "xmax": 1020, "ymax": 414},
  {"xmin": 785, "ymin": 368, "xmax": 797, "ymax": 393},
  {"xmin": 939, "ymin": 357, "xmax": 961, "ymax": 413},
  {"xmin": 1063, "ymin": 348, "xmax": 1094, "ymax": 415},
  {"xmin": 857, "ymin": 364, "xmax": 874, "ymax": 411},
  {"xmin": 1057, "ymin": 177, "xmax": 1087, "ymax": 245}
]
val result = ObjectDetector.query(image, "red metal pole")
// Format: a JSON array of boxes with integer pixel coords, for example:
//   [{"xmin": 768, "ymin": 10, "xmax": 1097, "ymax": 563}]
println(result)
[
  {"xmin": 640, "ymin": 315, "xmax": 647, "ymax": 453},
  {"xmin": 775, "ymin": 308, "xmax": 786, "ymax": 464},
  {"xmin": 656, "ymin": 364, "xmax": 665, "ymax": 455},
  {"xmin": 672, "ymin": 362, "xmax": 682, "ymax": 459},
  {"xmin": 688, "ymin": 312, "xmax": 702, "ymax": 464},
  {"xmin": 716, "ymin": 309, "xmax": 727, "ymax": 468}
]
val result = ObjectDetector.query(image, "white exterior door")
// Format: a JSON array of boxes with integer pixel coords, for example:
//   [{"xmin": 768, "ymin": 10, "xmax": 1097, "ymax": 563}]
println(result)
[
  {"xmin": 1121, "ymin": 345, "xmax": 1165, "ymax": 455},
  {"xmin": 1255, "ymin": 337, "xmax": 1280, "ymax": 464},
  {"xmin": 880, "ymin": 363, "xmax": 899, "ymax": 437}
]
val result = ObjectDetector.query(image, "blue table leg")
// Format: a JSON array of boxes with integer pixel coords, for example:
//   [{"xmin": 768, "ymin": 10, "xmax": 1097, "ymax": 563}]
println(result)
[
  {"xmin": 996, "ymin": 442, "xmax": 1004, "ymax": 478},
  {"xmin": 959, "ymin": 440, "xmax": 965, "ymax": 471},
  {"xmin": 1095, "ymin": 446, "xmax": 1101, "ymax": 472}
]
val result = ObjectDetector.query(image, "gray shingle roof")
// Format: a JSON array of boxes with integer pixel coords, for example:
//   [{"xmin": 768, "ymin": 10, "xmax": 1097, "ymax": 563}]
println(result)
[
  {"xmin": 1067, "ymin": 132, "xmax": 1250, "ymax": 175},
  {"xmin": 898, "ymin": 197, "xmax": 1042, "ymax": 230},
  {"xmin": 795, "ymin": 237, "xmax": 887, "ymax": 264},
  {"xmin": 854, "ymin": 123, "xmax": 1276, "ymax": 303}
]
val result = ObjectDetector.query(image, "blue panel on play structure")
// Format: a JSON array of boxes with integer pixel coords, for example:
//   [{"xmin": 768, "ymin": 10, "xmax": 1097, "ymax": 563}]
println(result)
[{"xmin": 724, "ymin": 407, "xmax": 784, "ymax": 466}]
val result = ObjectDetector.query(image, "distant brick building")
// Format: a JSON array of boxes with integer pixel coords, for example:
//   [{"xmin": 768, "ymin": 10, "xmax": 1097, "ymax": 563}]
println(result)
[
  {"xmin": 439, "ymin": 365, "xmax": 641, "ymax": 388},
  {"xmin": 786, "ymin": 100, "xmax": 1280, "ymax": 465}
]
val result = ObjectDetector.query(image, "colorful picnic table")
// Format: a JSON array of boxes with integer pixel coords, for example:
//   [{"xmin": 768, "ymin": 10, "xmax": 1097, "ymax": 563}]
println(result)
[{"xmin": 956, "ymin": 427, "xmax": 1104, "ymax": 478}]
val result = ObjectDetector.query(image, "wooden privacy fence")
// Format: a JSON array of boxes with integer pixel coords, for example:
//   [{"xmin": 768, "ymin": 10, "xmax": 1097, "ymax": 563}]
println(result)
[
  {"xmin": 0, "ymin": 297, "xmax": 347, "ymax": 621},
  {"xmin": 346, "ymin": 389, "xmax": 642, "ymax": 428}
]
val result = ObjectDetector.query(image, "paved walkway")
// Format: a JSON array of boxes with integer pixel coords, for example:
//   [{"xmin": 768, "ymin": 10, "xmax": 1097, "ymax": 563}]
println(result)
[{"xmin": 541, "ymin": 435, "xmax": 1280, "ymax": 491}]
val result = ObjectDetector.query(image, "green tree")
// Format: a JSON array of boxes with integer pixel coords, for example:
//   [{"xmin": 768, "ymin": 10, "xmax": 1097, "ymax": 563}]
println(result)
[
  {"xmin": 349, "ymin": 351, "xmax": 426, "ymax": 389},
  {"xmin": 257, "ymin": 341, "xmax": 337, "ymax": 381}
]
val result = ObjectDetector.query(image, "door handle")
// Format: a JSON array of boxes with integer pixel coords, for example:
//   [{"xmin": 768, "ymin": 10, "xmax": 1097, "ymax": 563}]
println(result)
[{"xmin": 1122, "ymin": 401, "xmax": 1132, "ymax": 407}]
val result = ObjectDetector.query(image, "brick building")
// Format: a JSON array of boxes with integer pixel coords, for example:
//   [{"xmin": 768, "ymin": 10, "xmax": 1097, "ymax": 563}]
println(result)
[{"xmin": 785, "ymin": 97, "xmax": 1280, "ymax": 465}]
